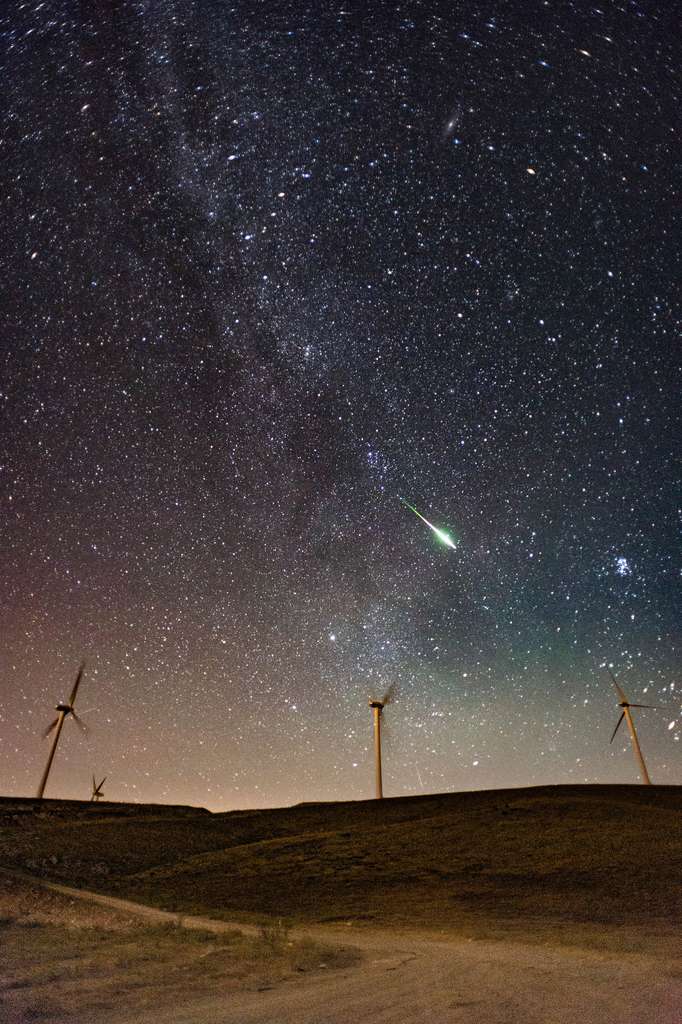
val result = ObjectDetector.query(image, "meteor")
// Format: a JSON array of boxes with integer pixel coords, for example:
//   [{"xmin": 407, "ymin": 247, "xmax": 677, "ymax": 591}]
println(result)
[{"xmin": 399, "ymin": 497, "xmax": 458, "ymax": 549}]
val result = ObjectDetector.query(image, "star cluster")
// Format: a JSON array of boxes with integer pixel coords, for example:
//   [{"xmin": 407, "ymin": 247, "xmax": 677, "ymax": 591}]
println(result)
[{"xmin": 1, "ymin": 1, "xmax": 679, "ymax": 807}]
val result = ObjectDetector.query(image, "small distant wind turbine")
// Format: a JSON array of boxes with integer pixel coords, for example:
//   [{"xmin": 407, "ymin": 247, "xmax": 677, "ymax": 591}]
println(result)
[
  {"xmin": 37, "ymin": 662, "xmax": 87, "ymax": 799},
  {"xmin": 91, "ymin": 775, "xmax": 106, "ymax": 802},
  {"xmin": 608, "ymin": 667, "xmax": 660, "ymax": 785},
  {"xmin": 368, "ymin": 685, "xmax": 396, "ymax": 799}
]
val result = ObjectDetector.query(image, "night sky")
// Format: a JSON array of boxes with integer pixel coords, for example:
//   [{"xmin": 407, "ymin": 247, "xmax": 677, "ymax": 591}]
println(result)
[{"xmin": 2, "ymin": 1, "xmax": 679, "ymax": 809}]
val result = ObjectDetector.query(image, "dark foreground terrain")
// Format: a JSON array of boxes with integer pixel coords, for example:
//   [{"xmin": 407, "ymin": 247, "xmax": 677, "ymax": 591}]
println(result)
[
  {"xmin": 1, "ymin": 785, "xmax": 680, "ymax": 944},
  {"xmin": 3, "ymin": 873, "xmax": 681, "ymax": 1024},
  {"xmin": 1, "ymin": 786, "xmax": 681, "ymax": 1023},
  {"xmin": 0, "ymin": 873, "xmax": 355, "ymax": 1024}
]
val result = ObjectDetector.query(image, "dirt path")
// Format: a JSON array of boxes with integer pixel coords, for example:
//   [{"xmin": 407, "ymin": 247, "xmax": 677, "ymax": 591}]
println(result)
[
  {"xmin": 111, "ymin": 926, "xmax": 680, "ymax": 1024},
  {"xmin": 5, "ymin": 870, "xmax": 680, "ymax": 1023},
  {"xmin": 0, "ymin": 867, "xmax": 263, "ymax": 934}
]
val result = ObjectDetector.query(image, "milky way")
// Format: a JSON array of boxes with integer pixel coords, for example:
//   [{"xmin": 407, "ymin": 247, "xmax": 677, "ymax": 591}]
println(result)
[{"xmin": 1, "ymin": 1, "xmax": 679, "ymax": 808}]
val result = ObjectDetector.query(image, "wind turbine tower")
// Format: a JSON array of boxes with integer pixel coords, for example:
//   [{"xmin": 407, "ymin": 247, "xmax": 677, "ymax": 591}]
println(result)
[
  {"xmin": 37, "ymin": 662, "xmax": 87, "ymax": 799},
  {"xmin": 369, "ymin": 700, "xmax": 385, "ymax": 799},
  {"xmin": 608, "ymin": 668, "xmax": 657, "ymax": 785},
  {"xmin": 368, "ymin": 685, "xmax": 395, "ymax": 800}
]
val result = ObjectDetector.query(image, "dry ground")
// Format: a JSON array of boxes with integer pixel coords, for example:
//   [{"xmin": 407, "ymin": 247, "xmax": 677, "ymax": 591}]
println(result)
[
  {"xmin": 2, "ymin": 786, "xmax": 680, "ymax": 946},
  {"xmin": 1, "ymin": 786, "xmax": 680, "ymax": 1022},
  {"xmin": 1, "ymin": 875, "xmax": 680, "ymax": 1024},
  {"xmin": 116, "ymin": 929, "xmax": 682, "ymax": 1024},
  {"xmin": 0, "ymin": 875, "xmax": 357, "ymax": 1023}
]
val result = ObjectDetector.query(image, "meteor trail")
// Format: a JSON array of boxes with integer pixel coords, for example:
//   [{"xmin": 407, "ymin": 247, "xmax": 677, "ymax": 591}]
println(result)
[{"xmin": 399, "ymin": 497, "xmax": 458, "ymax": 549}]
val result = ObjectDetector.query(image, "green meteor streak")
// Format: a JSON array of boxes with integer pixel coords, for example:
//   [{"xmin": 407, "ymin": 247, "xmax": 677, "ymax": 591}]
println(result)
[{"xmin": 399, "ymin": 497, "xmax": 458, "ymax": 549}]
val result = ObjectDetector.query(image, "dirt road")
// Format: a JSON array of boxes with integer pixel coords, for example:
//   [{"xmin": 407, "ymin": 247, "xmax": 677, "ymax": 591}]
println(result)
[
  {"xmin": 109, "ymin": 925, "xmax": 679, "ymax": 1024},
  {"xmin": 6, "ymin": 871, "xmax": 679, "ymax": 1024}
]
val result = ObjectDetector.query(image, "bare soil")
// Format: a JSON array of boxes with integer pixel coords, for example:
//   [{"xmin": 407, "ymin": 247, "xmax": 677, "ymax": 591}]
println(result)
[
  {"xmin": 0, "ymin": 875, "xmax": 356, "ymax": 1024},
  {"xmin": 2, "ymin": 875, "xmax": 680, "ymax": 1023},
  {"xmin": 2, "ymin": 786, "xmax": 680, "ymax": 942},
  {"xmin": 115, "ymin": 928, "xmax": 682, "ymax": 1024},
  {"xmin": 1, "ymin": 786, "xmax": 680, "ymax": 1022}
]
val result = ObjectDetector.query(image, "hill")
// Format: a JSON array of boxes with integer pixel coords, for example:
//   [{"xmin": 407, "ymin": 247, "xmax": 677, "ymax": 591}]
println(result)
[{"xmin": 1, "ymin": 786, "xmax": 680, "ymax": 948}]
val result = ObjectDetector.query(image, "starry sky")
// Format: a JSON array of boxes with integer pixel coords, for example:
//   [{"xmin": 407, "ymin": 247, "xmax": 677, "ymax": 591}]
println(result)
[{"xmin": 1, "ymin": 1, "xmax": 679, "ymax": 809}]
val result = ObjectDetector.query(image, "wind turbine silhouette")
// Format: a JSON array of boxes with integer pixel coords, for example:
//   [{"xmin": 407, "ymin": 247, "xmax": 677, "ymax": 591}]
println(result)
[
  {"xmin": 368, "ymin": 685, "xmax": 396, "ymax": 799},
  {"xmin": 607, "ymin": 667, "xmax": 659, "ymax": 785},
  {"xmin": 91, "ymin": 775, "xmax": 106, "ymax": 802},
  {"xmin": 37, "ymin": 662, "xmax": 87, "ymax": 799}
]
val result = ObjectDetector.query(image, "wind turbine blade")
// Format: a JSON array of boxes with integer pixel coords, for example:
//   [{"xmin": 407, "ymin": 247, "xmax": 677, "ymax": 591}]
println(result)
[
  {"xmin": 610, "ymin": 712, "xmax": 625, "ymax": 744},
  {"xmin": 42, "ymin": 718, "xmax": 59, "ymax": 739},
  {"xmin": 92, "ymin": 774, "xmax": 97, "ymax": 790},
  {"xmin": 71, "ymin": 711, "xmax": 88, "ymax": 735},
  {"xmin": 69, "ymin": 662, "xmax": 86, "ymax": 707},
  {"xmin": 382, "ymin": 684, "xmax": 396, "ymax": 706},
  {"xmin": 606, "ymin": 668, "xmax": 628, "ymax": 705},
  {"xmin": 98, "ymin": 777, "xmax": 107, "ymax": 790},
  {"xmin": 628, "ymin": 704, "xmax": 660, "ymax": 709}
]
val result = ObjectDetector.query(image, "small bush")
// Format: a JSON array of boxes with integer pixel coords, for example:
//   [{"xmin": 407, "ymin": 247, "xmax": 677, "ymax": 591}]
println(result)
[
  {"xmin": 258, "ymin": 918, "xmax": 290, "ymax": 953},
  {"xmin": 177, "ymin": 926, "xmax": 240, "ymax": 946}
]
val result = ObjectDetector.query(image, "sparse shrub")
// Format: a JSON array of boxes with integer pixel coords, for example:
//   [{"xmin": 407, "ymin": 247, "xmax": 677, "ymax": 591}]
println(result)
[
  {"xmin": 21, "ymin": 1005, "xmax": 51, "ymax": 1020},
  {"xmin": 176, "ymin": 926, "xmax": 240, "ymax": 946},
  {"xmin": 258, "ymin": 918, "xmax": 290, "ymax": 953},
  {"xmin": 144, "ymin": 921, "xmax": 182, "ymax": 938},
  {"xmin": 286, "ymin": 935, "xmax": 327, "ymax": 972}
]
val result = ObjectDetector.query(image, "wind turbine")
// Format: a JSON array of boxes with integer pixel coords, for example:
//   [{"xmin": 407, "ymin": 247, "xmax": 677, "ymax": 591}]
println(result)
[
  {"xmin": 37, "ymin": 662, "xmax": 87, "ymax": 799},
  {"xmin": 368, "ymin": 685, "xmax": 395, "ymax": 799},
  {"xmin": 91, "ymin": 775, "xmax": 106, "ymax": 802},
  {"xmin": 607, "ymin": 667, "xmax": 659, "ymax": 785}
]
